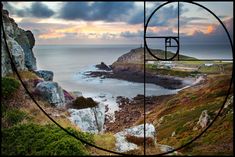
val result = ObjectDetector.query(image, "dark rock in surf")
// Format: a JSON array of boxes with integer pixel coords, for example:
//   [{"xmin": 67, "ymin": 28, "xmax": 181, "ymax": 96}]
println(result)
[{"xmin": 95, "ymin": 62, "xmax": 112, "ymax": 71}]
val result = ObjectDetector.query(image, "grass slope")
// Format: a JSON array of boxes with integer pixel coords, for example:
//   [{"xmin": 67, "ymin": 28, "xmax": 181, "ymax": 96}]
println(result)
[{"xmin": 142, "ymin": 70, "xmax": 233, "ymax": 155}]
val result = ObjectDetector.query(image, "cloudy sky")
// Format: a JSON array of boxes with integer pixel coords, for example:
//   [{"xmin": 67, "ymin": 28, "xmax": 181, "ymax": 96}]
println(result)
[{"xmin": 3, "ymin": 1, "xmax": 233, "ymax": 45}]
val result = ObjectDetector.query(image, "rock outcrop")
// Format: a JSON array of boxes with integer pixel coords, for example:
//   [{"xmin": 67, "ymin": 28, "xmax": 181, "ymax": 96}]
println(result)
[
  {"xmin": 95, "ymin": 62, "xmax": 111, "ymax": 71},
  {"xmin": 194, "ymin": 110, "xmax": 211, "ymax": 130},
  {"xmin": 1, "ymin": 9, "xmax": 36, "ymax": 76},
  {"xmin": 115, "ymin": 123, "xmax": 156, "ymax": 152},
  {"xmin": 104, "ymin": 48, "xmax": 193, "ymax": 89},
  {"xmin": 35, "ymin": 81, "xmax": 65, "ymax": 107},
  {"xmin": 224, "ymin": 95, "xmax": 233, "ymax": 109},
  {"xmin": 158, "ymin": 144, "xmax": 175, "ymax": 154},
  {"xmin": 35, "ymin": 70, "xmax": 54, "ymax": 81},
  {"xmin": 68, "ymin": 103, "xmax": 105, "ymax": 133},
  {"xmin": 1, "ymin": 8, "xmax": 67, "ymax": 108},
  {"xmin": 1, "ymin": 35, "xmax": 27, "ymax": 73},
  {"xmin": 63, "ymin": 90, "xmax": 75, "ymax": 103}
]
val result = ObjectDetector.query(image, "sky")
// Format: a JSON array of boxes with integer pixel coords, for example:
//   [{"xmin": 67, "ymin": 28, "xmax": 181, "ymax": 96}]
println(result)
[{"xmin": 2, "ymin": 1, "xmax": 233, "ymax": 45}]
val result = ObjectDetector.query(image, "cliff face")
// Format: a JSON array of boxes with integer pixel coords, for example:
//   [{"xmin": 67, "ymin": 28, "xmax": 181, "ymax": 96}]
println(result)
[
  {"xmin": 1, "ymin": 9, "xmax": 37, "ymax": 76},
  {"xmin": 1, "ymin": 9, "xmax": 66, "ymax": 107}
]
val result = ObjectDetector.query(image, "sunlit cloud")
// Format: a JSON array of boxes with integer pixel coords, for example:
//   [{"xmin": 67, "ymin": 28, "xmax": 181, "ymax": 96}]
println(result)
[
  {"xmin": 39, "ymin": 32, "xmax": 65, "ymax": 39},
  {"xmin": 206, "ymin": 25, "xmax": 214, "ymax": 34},
  {"xmin": 54, "ymin": 26, "xmax": 80, "ymax": 33}
]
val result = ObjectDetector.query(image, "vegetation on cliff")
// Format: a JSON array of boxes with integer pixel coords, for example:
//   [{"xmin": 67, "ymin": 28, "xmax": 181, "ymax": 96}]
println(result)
[
  {"xmin": 67, "ymin": 96, "xmax": 98, "ymax": 109},
  {"xmin": 2, "ymin": 123, "xmax": 93, "ymax": 156},
  {"xmin": 2, "ymin": 77, "xmax": 20, "ymax": 99},
  {"xmin": 1, "ymin": 74, "xmax": 116, "ymax": 156}
]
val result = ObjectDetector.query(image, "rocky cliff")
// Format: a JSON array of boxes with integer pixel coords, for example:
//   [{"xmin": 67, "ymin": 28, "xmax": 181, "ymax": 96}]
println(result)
[
  {"xmin": 1, "ymin": 9, "xmax": 36, "ymax": 76},
  {"xmin": 1, "ymin": 9, "xmax": 66, "ymax": 107}
]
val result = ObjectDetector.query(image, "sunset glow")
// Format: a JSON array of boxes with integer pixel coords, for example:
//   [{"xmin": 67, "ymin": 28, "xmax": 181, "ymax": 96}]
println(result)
[
  {"xmin": 206, "ymin": 25, "xmax": 214, "ymax": 34},
  {"xmin": 3, "ymin": 1, "xmax": 233, "ymax": 45},
  {"xmin": 39, "ymin": 32, "xmax": 65, "ymax": 39}
]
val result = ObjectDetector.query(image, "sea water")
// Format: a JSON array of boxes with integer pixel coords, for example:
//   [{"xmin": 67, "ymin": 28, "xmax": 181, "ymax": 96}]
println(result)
[
  {"xmin": 34, "ymin": 45, "xmax": 179, "ymax": 120},
  {"xmin": 34, "ymin": 44, "xmax": 232, "ymax": 120}
]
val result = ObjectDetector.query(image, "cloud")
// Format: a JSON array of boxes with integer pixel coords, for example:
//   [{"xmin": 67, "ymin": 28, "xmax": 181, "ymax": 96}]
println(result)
[
  {"xmin": 101, "ymin": 33, "xmax": 118, "ymax": 40},
  {"xmin": 3, "ymin": 2, "xmax": 54, "ymax": 18},
  {"xmin": 59, "ymin": 2, "xmax": 191, "ymax": 26},
  {"xmin": 59, "ymin": 2, "xmax": 134, "ymax": 22},
  {"xmin": 120, "ymin": 30, "xmax": 143, "ymax": 38},
  {"xmin": 122, "ymin": 17, "xmax": 233, "ymax": 45},
  {"xmin": 128, "ymin": 8, "xmax": 144, "ymax": 24},
  {"xmin": 28, "ymin": 2, "xmax": 54, "ymax": 18},
  {"xmin": 120, "ymin": 29, "xmax": 177, "ymax": 38},
  {"xmin": 180, "ymin": 16, "xmax": 209, "ymax": 26},
  {"xmin": 181, "ymin": 18, "xmax": 233, "ymax": 44},
  {"xmin": 145, "ymin": 3, "xmax": 189, "ymax": 27}
]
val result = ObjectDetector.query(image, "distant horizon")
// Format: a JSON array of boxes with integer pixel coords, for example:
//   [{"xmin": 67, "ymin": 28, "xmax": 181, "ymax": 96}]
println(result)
[
  {"xmin": 33, "ymin": 43, "xmax": 233, "ymax": 60},
  {"xmin": 34, "ymin": 42, "xmax": 232, "ymax": 46}
]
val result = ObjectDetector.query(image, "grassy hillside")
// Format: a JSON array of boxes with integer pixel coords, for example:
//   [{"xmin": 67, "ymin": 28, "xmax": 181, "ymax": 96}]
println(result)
[
  {"xmin": 140, "ymin": 69, "xmax": 233, "ymax": 155},
  {"xmin": 112, "ymin": 48, "xmax": 197, "ymax": 66},
  {"xmin": 146, "ymin": 61, "xmax": 232, "ymax": 77},
  {"xmin": 147, "ymin": 48, "xmax": 197, "ymax": 60}
]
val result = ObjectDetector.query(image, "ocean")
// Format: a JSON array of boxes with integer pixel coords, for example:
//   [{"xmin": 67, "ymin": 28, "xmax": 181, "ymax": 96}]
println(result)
[
  {"xmin": 33, "ymin": 44, "xmax": 177, "ymax": 119},
  {"xmin": 33, "ymin": 44, "xmax": 232, "ymax": 119}
]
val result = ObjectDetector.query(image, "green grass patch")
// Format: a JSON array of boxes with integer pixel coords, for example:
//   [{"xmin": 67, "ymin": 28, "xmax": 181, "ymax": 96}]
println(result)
[
  {"xmin": 1, "ymin": 123, "xmax": 94, "ymax": 156},
  {"xmin": 146, "ymin": 67, "xmax": 195, "ymax": 77},
  {"xmin": 7, "ymin": 71, "xmax": 39, "ymax": 80},
  {"xmin": 190, "ymin": 95, "xmax": 197, "ymax": 101},
  {"xmin": 2, "ymin": 108, "xmax": 28, "ymax": 127},
  {"xmin": 198, "ymin": 65, "xmax": 221, "ymax": 73},
  {"xmin": 180, "ymin": 135, "xmax": 193, "ymax": 146},
  {"xmin": 1, "ymin": 77, "xmax": 20, "ymax": 99},
  {"xmin": 158, "ymin": 101, "xmax": 223, "ymax": 142}
]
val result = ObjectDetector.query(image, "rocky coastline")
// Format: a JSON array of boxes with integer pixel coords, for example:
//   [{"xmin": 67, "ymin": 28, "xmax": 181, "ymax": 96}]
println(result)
[
  {"xmin": 104, "ymin": 94, "xmax": 174, "ymax": 133},
  {"xmin": 86, "ymin": 69, "xmax": 193, "ymax": 89},
  {"xmin": 86, "ymin": 60, "xmax": 195, "ymax": 89}
]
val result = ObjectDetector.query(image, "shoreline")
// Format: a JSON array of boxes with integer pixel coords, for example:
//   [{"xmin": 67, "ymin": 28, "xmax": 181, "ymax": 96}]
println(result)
[
  {"xmin": 85, "ymin": 69, "xmax": 195, "ymax": 90},
  {"xmin": 103, "ymin": 75, "xmax": 205, "ymax": 133},
  {"xmin": 104, "ymin": 94, "xmax": 174, "ymax": 133},
  {"xmin": 69, "ymin": 68, "xmax": 205, "ymax": 129}
]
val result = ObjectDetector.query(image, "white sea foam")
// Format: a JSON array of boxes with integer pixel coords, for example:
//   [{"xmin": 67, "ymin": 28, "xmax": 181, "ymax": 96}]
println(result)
[{"xmin": 72, "ymin": 65, "xmax": 179, "ymax": 122}]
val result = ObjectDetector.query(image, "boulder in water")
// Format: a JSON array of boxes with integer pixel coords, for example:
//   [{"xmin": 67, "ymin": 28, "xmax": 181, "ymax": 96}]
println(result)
[{"xmin": 95, "ymin": 62, "xmax": 112, "ymax": 71}]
